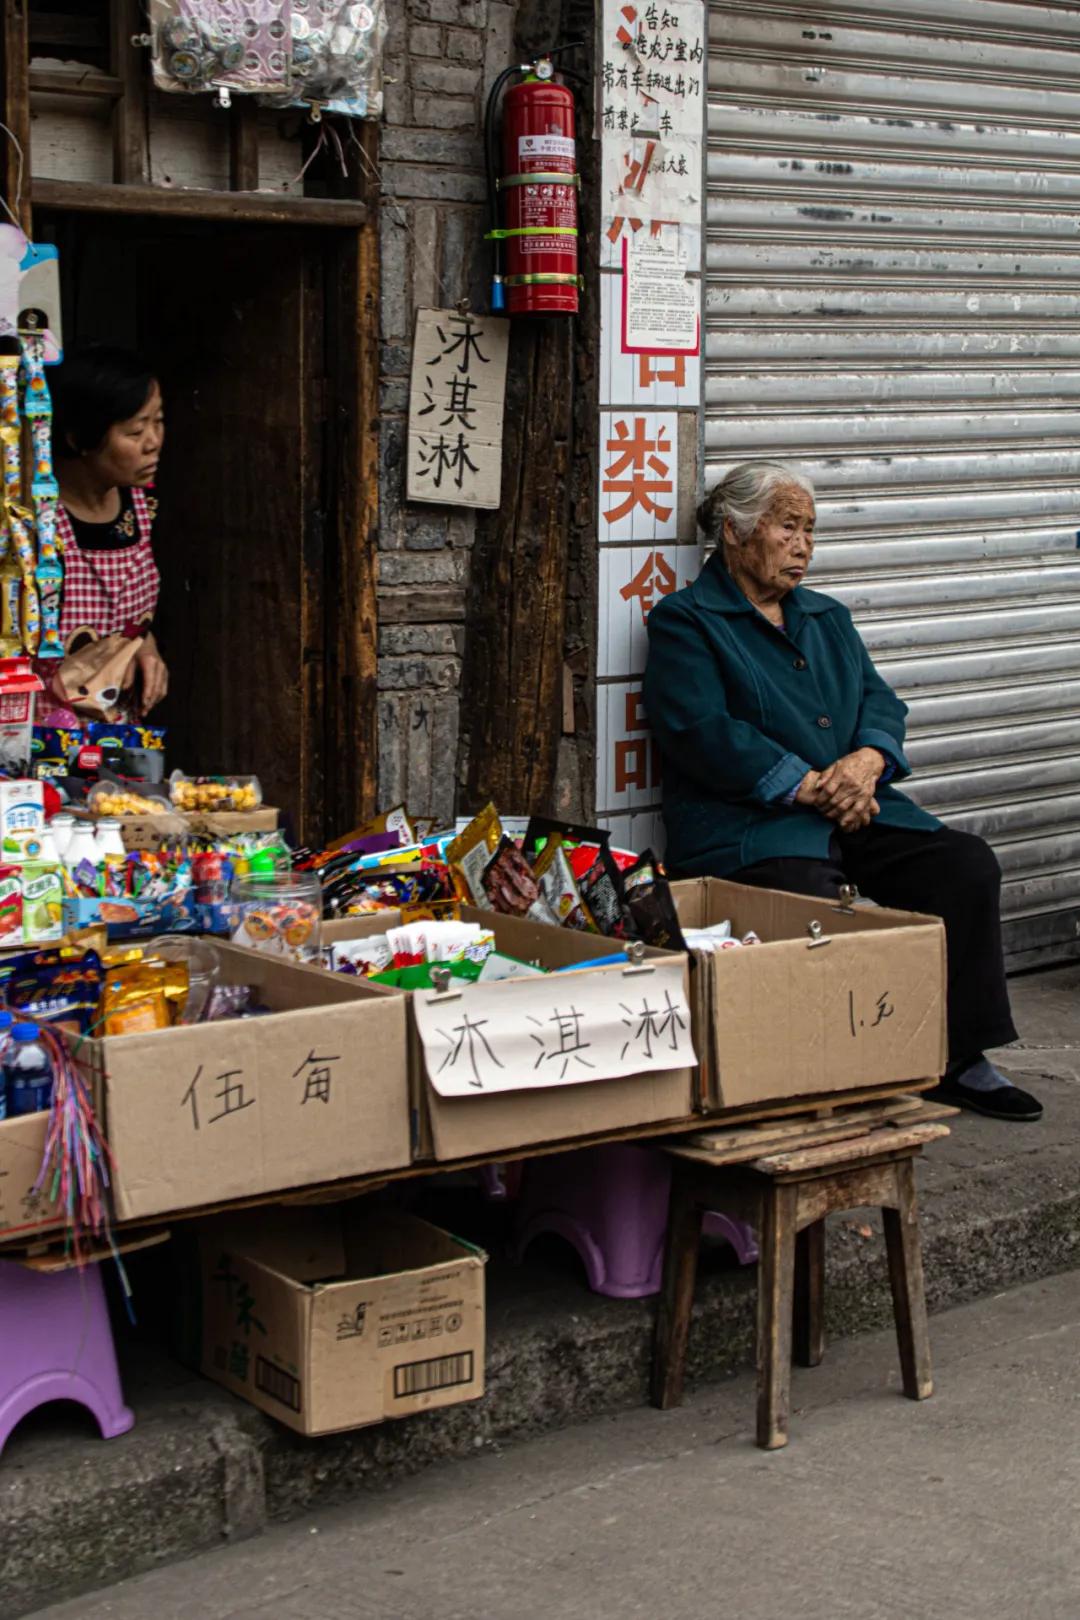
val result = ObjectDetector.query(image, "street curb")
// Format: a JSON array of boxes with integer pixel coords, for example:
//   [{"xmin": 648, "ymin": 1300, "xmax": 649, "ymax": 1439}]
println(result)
[{"xmin": 5, "ymin": 1156, "xmax": 1080, "ymax": 1617}]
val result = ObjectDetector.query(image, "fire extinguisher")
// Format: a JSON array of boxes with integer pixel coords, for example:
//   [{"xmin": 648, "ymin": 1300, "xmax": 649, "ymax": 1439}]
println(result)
[{"xmin": 485, "ymin": 56, "xmax": 582, "ymax": 316}]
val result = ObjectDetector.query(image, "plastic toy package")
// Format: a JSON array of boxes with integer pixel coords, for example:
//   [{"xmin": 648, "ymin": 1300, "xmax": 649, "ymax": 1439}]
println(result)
[
  {"xmin": 150, "ymin": 0, "xmax": 292, "ymax": 96},
  {"xmin": 267, "ymin": 0, "xmax": 388, "ymax": 117}
]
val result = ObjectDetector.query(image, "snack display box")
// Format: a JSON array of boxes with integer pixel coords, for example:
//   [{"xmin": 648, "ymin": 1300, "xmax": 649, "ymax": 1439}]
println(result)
[
  {"xmin": 67, "ymin": 942, "xmax": 410, "ymax": 1224},
  {"xmin": 671, "ymin": 878, "xmax": 947, "ymax": 1111},
  {"xmin": 322, "ymin": 910, "xmax": 696, "ymax": 1162}
]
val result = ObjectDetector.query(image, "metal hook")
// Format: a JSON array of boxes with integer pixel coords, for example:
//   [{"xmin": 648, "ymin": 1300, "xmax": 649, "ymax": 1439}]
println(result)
[
  {"xmin": 807, "ymin": 919, "xmax": 831, "ymax": 949},
  {"xmin": 835, "ymin": 883, "xmax": 860, "ymax": 915},
  {"xmin": 427, "ymin": 965, "xmax": 462, "ymax": 1002},
  {"xmin": 622, "ymin": 939, "xmax": 655, "ymax": 976}
]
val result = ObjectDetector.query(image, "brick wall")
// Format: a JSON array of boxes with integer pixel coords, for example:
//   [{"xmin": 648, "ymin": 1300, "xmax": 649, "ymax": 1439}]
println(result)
[{"xmin": 376, "ymin": 1, "xmax": 517, "ymax": 825}]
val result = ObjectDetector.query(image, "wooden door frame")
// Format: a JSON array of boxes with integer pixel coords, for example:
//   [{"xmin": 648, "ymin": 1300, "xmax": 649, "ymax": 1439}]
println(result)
[{"xmin": 1, "ymin": 4, "xmax": 380, "ymax": 840}]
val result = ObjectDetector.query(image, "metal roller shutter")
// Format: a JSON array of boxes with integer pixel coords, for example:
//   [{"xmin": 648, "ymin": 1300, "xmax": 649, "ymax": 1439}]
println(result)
[{"xmin": 706, "ymin": 0, "xmax": 1080, "ymax": 965}]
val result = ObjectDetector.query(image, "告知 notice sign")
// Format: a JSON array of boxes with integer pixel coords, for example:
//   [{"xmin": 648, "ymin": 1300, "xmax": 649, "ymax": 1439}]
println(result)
[{"xmin": 407, "ymin": 309, "xmax": 510, "ymax": 511}]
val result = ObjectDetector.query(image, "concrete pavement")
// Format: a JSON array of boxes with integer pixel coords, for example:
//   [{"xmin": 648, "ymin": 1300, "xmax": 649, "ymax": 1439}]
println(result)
[
  {"xmin": 29, "ymin": 1269, "xmax": 1080, "ymax": 1620},
  {"xmin": 3, "ymin": 962, "xmax": 1080, "ymax": 1615}
]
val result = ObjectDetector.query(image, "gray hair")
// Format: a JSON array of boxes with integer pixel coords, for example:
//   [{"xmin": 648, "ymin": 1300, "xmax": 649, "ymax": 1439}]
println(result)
[{"xmin": 697, "ymin": 461, "xmax": 816, "ymax": 544}]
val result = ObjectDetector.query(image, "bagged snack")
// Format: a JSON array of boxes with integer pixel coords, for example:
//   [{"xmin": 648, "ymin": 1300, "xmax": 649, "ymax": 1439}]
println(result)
[
  {"xmin": 622, "ymin": 852, "xmax": 686, "ymax": 951},
  {"xmin": 169, "ymin": 772, "xmax": 262, "ymax": 813},
  {"xmin": 578, "ymin": 844, "xmax": 629, "ymax": 938},
  {"xmin": 532, "ymin": 836, "xmax": 597, "ymax": 932},
  {"xmin": 481, "ymin": 837, "xmax": 557, "ymax": 923},
  {"xmin": 101, "ymin": 961, "xmax": 174, "ymax": 1036},
  {"xmin": 446, "ymin": 803, "xmax": 503, "ymax": 906}
]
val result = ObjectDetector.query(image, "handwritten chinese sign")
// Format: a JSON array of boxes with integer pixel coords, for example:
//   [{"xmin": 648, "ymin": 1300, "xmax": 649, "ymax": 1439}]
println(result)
[
  {"xmin": 600, "ymin": 0, "xmax": 706, "ymax": 235},
  {"xmin": 413, "ymin": 960, "xmax": 695, "ymax": 1099},
  {"xmin": 407, "ymin": 308, "xmax": 510, "ymax": 511}
]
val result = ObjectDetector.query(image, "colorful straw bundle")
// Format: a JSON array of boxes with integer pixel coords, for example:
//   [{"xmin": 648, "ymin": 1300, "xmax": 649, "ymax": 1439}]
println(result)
[{"xmin": 32, "ymin": 1023, "xmax": 123, "ymax": 1278}]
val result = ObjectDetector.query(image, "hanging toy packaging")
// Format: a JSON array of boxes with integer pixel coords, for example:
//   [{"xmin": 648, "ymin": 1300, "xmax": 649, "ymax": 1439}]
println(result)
[
  {"xmin": 150, "ymin": 0, "xmax": 292, "ymax": 97},
  {"xmin": 19, "ymin": 328, "xmax": 60, "ymax": 659},
  {"xmin": 280, "ymin": 0, "xmax": 387, "ymax": 118}
]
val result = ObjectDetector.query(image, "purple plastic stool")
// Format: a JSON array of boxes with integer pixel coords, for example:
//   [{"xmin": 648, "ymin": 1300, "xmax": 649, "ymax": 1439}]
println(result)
[
  {"xmin": 0, "ymin": 1258, "xmax": 134, "ymax": 1456},
  {"xmin": 513, "ymin": 1143, "xmax": 758, "ymax": 1299}
]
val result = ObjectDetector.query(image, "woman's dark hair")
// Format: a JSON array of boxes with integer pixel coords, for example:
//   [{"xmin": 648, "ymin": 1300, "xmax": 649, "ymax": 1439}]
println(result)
[{"xmin": 52, "ymin": 345, "xmax": 158, "ymax": 460}]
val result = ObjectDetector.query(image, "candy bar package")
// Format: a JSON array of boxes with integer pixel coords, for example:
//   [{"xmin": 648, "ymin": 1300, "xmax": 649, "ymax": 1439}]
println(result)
[{"xmin": 622, "ymin": 851, "xmax": 686, "ymax": 952}]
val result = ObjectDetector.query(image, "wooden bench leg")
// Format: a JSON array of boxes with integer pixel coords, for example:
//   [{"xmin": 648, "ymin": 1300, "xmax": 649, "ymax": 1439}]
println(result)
[
  {"xmin": 756, "ymin": 1182, "xmax": 798, "ymax": 1449},
  {"xmin": 883, "ymin": 1157, "xmax": 933, "ymax": 1401},
  {"xmin": 794, "ymin": 1219, "xmax": 826, "ymax": 1369},
  {"xmin": 651, "ymin": 1165, "xmax": 704, "ymax": 1410}
]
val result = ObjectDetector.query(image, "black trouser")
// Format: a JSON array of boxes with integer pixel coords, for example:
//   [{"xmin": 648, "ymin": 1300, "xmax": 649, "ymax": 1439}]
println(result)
[{"xmin": 730, "ymin": 824, "xmax": 1017, "ymax": 1064}]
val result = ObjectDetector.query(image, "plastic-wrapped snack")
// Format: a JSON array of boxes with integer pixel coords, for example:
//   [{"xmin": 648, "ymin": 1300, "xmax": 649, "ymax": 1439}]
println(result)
[
  {"xmin": 532, "ymin": 836, "xmax": 597, "ymax": 932},
  {"xmin": 578, "ymin": 843, "xmax": 629, "ymax": 938},
  {"xmin": 446, "ymin": 802, "xmax": 503, "ymax": 907},
  {"xmin": 327, "ymin": 934, "xmax": 394, "ymax": 976},
  {"xmin": 481, "ymin": 836, "xmax": 557, "ymax": 923},
  {"xmin": 622, "ymin": 851, "xmax": 686, "ymax": 951}
]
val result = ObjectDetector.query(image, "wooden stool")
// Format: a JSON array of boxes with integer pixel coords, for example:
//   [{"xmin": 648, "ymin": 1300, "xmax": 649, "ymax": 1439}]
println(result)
[{"xmin": 651, "ymin": 1119, "xmax": 950, "ymax": 1449}]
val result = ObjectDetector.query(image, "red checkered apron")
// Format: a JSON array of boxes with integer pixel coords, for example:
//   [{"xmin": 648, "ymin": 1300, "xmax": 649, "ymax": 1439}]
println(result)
[{"xmin": 56, "ymin": 486, "xmax": 160, "ymax": 648}]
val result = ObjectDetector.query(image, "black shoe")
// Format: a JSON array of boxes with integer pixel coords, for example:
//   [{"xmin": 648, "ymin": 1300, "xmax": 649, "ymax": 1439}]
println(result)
[{"xmin": 928, "ymin": 1076, "xmax": 1043, "ymax": 1122}]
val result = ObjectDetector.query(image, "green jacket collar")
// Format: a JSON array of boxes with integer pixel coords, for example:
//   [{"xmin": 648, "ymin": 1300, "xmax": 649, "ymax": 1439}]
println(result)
[{"xmin": 690, "ymin": 553, "xmax": 837, "ymax": 620}]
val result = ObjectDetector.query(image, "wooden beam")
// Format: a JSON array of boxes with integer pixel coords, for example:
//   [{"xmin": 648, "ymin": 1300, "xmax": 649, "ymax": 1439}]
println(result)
[
  {"xmin": 458, "ymin": 317, "xmax": 574, "ymax": 814},
  {"xmin": 229, "ymin": 99, "xmax": 260, "ymax": 192},
  {"xmin": 0, "ymin": 0, "xmax": 31, "ymax": 235},
  {"xmin": 33, "ymin": 177, "xmax": 367, "ymax": 228},
  {"xmin": 29, "ymin": 68, "xmax": 122, "ymax": 99},
  {"xmin": 110, "ymin": 0, "xmax": 148, "ymax": 184},
  {"xmin": 326, "ymin": 120, "xmax": 380, "ymax": 830}
]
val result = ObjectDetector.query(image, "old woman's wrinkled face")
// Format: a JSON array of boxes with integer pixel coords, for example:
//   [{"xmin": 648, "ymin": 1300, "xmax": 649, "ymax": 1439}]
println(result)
[{"xmin": 724, "ymin": 483, "xmax": 816, "ymax": 600}]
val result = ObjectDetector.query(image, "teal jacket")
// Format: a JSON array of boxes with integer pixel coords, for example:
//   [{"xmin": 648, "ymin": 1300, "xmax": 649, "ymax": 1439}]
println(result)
[{"xmin": 643, "ymin": 555, "xmax": 940, "ymax": 876}]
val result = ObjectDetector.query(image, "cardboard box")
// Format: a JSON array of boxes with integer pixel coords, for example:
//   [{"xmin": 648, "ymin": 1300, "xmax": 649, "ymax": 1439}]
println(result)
[
  {"xmin": 0, "ymin": 1110, "xmax": 64, "ymax": 1243},
  {"xmin": 323, "ymin": 911, "xmax": 696, "ymax": 1162},
  {"xmin": 74, "ymin": 942, "xmax": 410, "ymax": 1223},
  {"xmin": 194, "ymin": 1207, "xmax": 485, "ymax": 1435},
  {"xmin": 672, "ymin": 878, "xmax": 947, "ymax": 1111}
]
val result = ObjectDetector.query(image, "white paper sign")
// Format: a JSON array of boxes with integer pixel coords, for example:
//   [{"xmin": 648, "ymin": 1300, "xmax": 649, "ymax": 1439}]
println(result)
[
  {"xmin": 407, "ymin": 309, "xmax": 510, "ymax": 511},
  {"xmin": 599, "ymin": 410, "xmax": 678, "ymax": 541},
  {"xmin": 624, "ymin": 234, "xmax": 699, "ymax": 353},
  {"xmin": 599, "ymin": 0, "xmax": 706, "ymax": 232},
  {"xmin": 414, "ymin": 960, "xmax": 695, "ymax": 1098}
]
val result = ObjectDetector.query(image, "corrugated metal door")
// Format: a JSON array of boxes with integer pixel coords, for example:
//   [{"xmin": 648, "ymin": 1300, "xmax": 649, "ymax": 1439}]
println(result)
[{"xmin": 706, "ymin": 0, "xmax": 1080, "ymax": 965}]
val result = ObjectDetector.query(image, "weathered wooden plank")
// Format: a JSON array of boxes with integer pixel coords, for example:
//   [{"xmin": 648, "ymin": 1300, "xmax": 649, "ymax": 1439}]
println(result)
[
  {"xmin": 110, "ymin": 0, "xmax": 148, "ymax": 184},
  {"xmin": 229, "ymin": 99, "xmax": 259, "ymax": 192},
  {"xmin": 33, "ymin": 177, "xmax": 367, "ymax": 227},
  {"xmin": 1, "ymin": 0, "xmax": 32, "ymax": 234}
]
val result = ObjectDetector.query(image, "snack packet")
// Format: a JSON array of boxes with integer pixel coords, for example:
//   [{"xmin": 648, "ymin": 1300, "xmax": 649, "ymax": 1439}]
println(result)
[
  {"xmin": 532, "ymin": 836, "xmax": 597, "ymax": 932},
  {"xmin": 481, "ymin": 837, "xmax": 558, "ymax": 923},
  {"xmin": 622, "ymin": 851, "xmax": 686, "ymax": 951},
  {"xmin": 446, "ymin": 802, "xmax": 503, "ymax": 906}
]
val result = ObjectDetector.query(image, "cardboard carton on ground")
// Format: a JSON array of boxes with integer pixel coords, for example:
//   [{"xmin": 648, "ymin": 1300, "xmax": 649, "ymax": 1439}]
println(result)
[
  {"xmin": 672, "ymin": 878, "xmax": 947, "ymax": 1111},
  {"xmin": 195, "ymin": 1207, "xmax": 486, "ymax": 1435},
  {"xmin": 323, "ymin": 910, "xmax": 696, "ymax": 1162},
  {"xmin": 0, "ymin": 1111, "xmax": 64, "ymax": 1243},
  {"xmin": 74, "ymin": 942, "xmax": 410, "ymax": 1223}
]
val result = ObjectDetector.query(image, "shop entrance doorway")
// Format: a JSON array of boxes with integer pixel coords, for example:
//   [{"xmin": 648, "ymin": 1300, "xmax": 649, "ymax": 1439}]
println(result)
[{"xmin": 37, "ymin": 207, "xmax": 363, "ymax": 843}]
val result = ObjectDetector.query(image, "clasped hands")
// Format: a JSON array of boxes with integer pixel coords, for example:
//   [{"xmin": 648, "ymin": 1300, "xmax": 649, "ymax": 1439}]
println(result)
[{"xmin": 795, "ymin": 746, "xmax": 886, "ymax": 833}]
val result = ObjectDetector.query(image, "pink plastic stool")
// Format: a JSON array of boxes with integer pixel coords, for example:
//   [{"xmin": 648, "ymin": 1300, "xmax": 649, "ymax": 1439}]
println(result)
[
  {"xmin": 513, "ymin": 1143, "xmax": 758, "ymax": 1299},
  {"xmin": 0, "ymin": 1258, "xmax": 134, "ymax": 1456}
]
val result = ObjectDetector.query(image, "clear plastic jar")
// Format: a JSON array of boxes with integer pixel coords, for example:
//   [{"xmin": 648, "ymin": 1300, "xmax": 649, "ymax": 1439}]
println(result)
[{"xmin": 229, "ymin": 870, "xmax": 322, "ymax": 963}]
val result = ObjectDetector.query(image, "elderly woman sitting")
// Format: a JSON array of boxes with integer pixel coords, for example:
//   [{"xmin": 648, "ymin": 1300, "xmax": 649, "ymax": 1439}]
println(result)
[{"xmin": 644, "ymin": 459, "xmax": 1039, "ymax": 1122}]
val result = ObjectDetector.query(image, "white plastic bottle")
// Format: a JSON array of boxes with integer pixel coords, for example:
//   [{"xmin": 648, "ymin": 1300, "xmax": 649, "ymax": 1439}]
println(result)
[
  {"xmin": 64, "ymin": 819, "xmax": 100, "ymax": 883},
  {"xmin": 49, "ymin": 813, "xmax": 75, "ymax": 863},
  {"xmin": 94, "ymin": 817, "xmax": 127, "ymax": 862}
]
